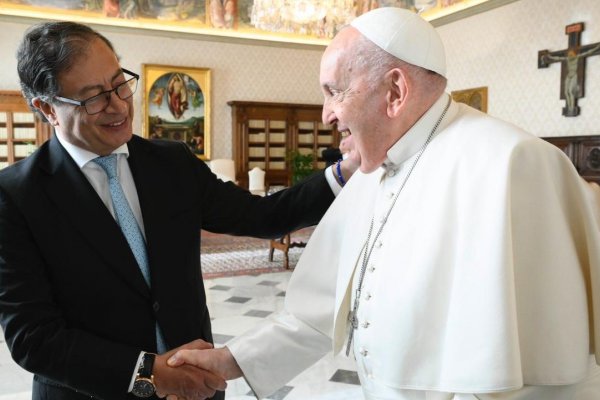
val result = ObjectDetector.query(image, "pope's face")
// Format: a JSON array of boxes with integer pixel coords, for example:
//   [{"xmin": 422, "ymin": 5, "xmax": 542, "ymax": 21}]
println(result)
[
  {"xmin": 320, "ymin": 28, "xmax": 390, "ymax": 173},
  {"xmin": 39, "ymin": 38, "xmax": 134, "ymax": 156}
]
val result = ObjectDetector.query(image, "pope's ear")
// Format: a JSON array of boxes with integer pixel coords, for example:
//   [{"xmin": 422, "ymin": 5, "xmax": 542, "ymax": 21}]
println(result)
[
  {"xmin": 386, "ymin": 68, "xmax": 408, "ymax": 118},
  {"xmin": 31, "ymin": 97, "xmax": 59, "ymax": 126}
]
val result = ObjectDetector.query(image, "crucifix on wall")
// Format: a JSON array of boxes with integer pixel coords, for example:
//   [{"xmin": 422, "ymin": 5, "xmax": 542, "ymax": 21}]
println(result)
[{"xmin": 538, "ymin": 22, "xmax": 600, "ymax": 117}]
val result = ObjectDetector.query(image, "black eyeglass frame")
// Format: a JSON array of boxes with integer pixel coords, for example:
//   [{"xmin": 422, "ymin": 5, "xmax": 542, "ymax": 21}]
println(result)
[{"xmin": 53, "ymin": 68, "xmax": 139, "ymax": 115}]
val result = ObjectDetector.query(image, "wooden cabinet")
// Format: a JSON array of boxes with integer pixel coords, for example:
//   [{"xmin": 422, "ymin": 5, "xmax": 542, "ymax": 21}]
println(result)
[
  {"xmin": 542, "ymin": 135, "xmax": 600, "ymax": 184},
  {"xmin": 229, "ymin": 101, "xmax": 340, "ymax": 188},
  {"xmin": 0, "ymin": 91, "xmax": 52, "ymax": 169}
]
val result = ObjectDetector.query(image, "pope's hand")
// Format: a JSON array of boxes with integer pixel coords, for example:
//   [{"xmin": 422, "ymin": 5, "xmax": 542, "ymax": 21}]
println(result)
[
  {"xmin": 167, "ymin": 346, "xmax": 243, "ymax": 381},
  {"xmin": 153, "ymin": 339, "xmax": 227, "ymax": 400}
]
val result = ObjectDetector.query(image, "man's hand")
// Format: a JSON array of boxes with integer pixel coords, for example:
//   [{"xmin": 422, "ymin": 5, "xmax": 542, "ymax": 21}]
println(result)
[
  {"xmin": 153, "ymin": 339, "xmax": 227, "ymax": 399},
  {"xmin": 167, "ymin": 346, "xmax": 243, "ymax": 381}
]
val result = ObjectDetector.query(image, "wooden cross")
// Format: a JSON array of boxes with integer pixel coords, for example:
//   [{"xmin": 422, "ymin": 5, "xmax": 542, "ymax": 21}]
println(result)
[{"xmin": 538, "ymin": 22, "xmax": 600, "ymax": 117}]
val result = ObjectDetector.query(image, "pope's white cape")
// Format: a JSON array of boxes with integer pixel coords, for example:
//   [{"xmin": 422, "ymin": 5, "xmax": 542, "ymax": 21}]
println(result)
[{"xmin": 227, "ymin": 101, "xmax": 600, "ymax": 398}]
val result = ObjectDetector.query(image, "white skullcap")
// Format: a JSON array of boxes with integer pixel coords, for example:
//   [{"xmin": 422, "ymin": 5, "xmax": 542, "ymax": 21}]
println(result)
[{"xmin": 350, "ymin": 7, "xmax": 446, "ymax": 77}]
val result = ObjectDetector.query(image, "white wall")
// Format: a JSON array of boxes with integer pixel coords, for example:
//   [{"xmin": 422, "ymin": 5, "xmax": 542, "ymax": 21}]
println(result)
[
  {"xmin": 440, "ymin": 0, "xmax": 600, "ymax": 137},
  {"xmin": 1, "ymin": 0, "xmax": 599, "ymax": 159},
  {"xmin": 0, "ymin": 17, "xmax": 325, "ymax": 159}
]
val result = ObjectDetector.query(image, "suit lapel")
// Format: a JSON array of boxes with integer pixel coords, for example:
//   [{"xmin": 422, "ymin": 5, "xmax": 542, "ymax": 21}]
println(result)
[
  {"xmin": 126, "ymin": 138, "xmax": 191, "ymax": 291},
  {"xmin": 41, "ymin": 137, "xmax": 150, "ymax": 298}
]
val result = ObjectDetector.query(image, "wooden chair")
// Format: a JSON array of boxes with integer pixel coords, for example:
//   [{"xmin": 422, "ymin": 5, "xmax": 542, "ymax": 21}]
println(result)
[{"xmin": 269, "ymin": 233, "xmax": 307, "ymax": 269}]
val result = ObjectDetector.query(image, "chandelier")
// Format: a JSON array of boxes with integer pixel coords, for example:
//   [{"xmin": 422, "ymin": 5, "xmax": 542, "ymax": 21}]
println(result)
[{"xmin": 250, "ymin": 0, "xmax": 357, "ymax": 39}]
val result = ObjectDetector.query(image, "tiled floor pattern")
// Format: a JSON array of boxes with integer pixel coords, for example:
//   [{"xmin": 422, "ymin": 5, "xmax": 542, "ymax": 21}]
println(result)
[{"xmin": 0, "ymin": 271, "xmax": 364, "ymax": 400}]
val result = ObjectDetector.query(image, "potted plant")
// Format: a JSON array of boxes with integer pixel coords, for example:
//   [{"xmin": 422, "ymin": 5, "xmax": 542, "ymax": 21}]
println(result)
[{"xmin": 288, "ymin": 150, "xmax": 315, "ymax": 185}]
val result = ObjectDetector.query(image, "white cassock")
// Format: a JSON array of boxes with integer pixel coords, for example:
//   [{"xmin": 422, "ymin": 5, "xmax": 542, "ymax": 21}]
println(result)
[{"xmin": 227, "ymin": 94, "xmax": 600, "ymax": 399}]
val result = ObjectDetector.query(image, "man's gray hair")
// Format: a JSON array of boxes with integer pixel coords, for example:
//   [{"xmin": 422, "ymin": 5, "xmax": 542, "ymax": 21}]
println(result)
[{"xmin": 17, "ymin": 21, "xmax": 116, "ymax": 120}]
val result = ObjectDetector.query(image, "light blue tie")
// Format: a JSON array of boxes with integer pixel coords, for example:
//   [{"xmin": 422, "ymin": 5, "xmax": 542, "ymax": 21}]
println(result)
[{"xmin": 93, "ymin": 154, "xmax": 167, "ymax": 353}]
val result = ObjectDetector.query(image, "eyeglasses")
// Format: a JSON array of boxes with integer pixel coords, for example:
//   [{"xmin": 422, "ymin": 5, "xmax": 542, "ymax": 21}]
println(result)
[{"xmin": 53, "ymin": 68, "xmax": 139, "ymax": 115}]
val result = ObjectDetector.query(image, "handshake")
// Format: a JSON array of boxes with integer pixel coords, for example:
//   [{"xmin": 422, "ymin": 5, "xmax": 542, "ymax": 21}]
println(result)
[{"xmin": 151, "ymin": 339, "xmax": 242, "ymax": 400}]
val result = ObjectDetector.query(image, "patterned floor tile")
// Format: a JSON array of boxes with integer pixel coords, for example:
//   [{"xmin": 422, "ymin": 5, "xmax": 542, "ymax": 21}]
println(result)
[
  {"xmin": 225, "ymin": 296, "xmax": 252, "ymax": 303},
  {"xmin": 266, "ymin": 385, "xmax": 294, "ymax": 400},
  {"xmin": 329, "ymin": 369, "xmax": 360, "ymax": 385},
  {"xmin": 257, "ymin": 280, "xmax": 280, "ymax": 286},
  {"xmin": 210, "ymin": 285, "xmax": 233, "ymax": 291},
  {"xmin": 243, "ymin": 309, "xmax": 273, "ymax": 318},
  {"xmin": 212, "ymin": 333, "xmax": 235, "ymax": 345}
]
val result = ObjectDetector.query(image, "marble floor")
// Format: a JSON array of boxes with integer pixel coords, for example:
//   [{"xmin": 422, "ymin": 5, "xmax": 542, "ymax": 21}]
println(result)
[{"xmin": 0, "ymin": 271, "xmax": 364, "ymax": 400}]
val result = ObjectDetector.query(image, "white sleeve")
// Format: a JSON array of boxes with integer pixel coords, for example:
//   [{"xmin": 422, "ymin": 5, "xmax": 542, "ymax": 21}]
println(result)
[
  {"xmin": 226, "ymin": 311, "xmax": 331, "ymax": 399},
  {"xmin": 324, "ymin": 165, "xmax": 343, "ymax": 196},
  {"xmin": 226, "ymin": 175, "xmax": 359, "ymax": 398}
]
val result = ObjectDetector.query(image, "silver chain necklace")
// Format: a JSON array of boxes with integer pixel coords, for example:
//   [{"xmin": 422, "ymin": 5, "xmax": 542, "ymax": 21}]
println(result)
[{"xmin": 346, "ymin": 96, "xmax": 451, "ymax": 356}]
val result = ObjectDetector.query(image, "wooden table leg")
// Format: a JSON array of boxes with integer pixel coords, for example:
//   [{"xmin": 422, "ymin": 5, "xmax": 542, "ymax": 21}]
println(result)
[
  {"xmin": 269, "ymin": 233, "xmax": 308, "ymax": 269},
  {"xmin": 269, "ymin": 234, "xmax": 291, "ymax": 269}
]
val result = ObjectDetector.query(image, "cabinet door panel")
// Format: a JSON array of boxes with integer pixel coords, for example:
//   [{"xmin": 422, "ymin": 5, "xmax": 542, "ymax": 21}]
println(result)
[
  {"xmin": 0, "ymin": 91, "xmax": 52, "ymax": 169},
  {"xmin": 230, "ymin": 101, "xmax": 339, "ymax": 189}
]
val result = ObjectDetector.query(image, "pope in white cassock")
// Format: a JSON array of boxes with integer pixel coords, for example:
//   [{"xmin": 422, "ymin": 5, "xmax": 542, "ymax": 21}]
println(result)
[{"xmin": 169, "ymin": 7, "xmax": 600, "ymax": 400}]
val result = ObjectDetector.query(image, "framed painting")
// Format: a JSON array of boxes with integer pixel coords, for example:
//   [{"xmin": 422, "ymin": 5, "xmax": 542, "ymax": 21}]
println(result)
[
  {"xmin": 143, "ymin": 64, "xmax": 211, "ymax": 160},
  {"xmin": 451, "ymin": 86, "xmax": 488, "ymax": 113}
]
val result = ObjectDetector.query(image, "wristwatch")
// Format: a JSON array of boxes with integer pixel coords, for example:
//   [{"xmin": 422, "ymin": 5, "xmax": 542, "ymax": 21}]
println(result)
[{"xmin": 132, "ymin": 352, "xmax": 156, "ymax": 398}]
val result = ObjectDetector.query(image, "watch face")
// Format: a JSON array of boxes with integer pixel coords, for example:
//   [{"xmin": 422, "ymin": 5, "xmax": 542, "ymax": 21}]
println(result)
[{"xmin": 132, "ymin": 378, "xmax": 155, "ymax": 398}]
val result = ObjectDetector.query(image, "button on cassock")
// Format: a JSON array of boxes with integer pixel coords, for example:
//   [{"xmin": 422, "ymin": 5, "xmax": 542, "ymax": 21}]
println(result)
[{"xmin": 152, "ymin": 301, "xmax": 160, "ymax": 312}]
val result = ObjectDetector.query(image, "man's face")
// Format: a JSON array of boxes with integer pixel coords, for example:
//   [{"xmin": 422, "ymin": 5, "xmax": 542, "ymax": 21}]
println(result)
[
  {"xmin": 320, "ymin": 28, "xmax": 389, "ymax": 173},
  {"xmin": 40, "ymin": 38, "xmax": 134, "ymax": 156}
]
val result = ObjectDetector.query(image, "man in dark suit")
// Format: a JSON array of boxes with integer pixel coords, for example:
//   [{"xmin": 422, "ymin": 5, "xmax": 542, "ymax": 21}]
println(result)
[
  {"xmin": 0, "ymin": 22, "xmax": 357, "ymax": 400},
  {"xmin": 321, "ymin": 146, "xmax": 342, "ymax": 167}
]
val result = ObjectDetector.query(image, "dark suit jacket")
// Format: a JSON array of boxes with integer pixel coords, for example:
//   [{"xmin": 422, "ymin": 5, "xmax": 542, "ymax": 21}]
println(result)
[
  {"xmin": 321, "ymin": 147, "xmax": 342, "ymax": 167},
  {"xmin": 0, "ymin": 135, "xmax": 334, "ymax": 400}
]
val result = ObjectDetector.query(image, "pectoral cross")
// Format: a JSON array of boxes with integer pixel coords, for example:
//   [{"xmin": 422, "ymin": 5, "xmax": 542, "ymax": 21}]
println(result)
[
  {"xmin": 345, "ymin": 309, "xmax": 358, "ymax": 356},
  {"xmin": 538, "ymin": 22, "xmax": 600, "ymax": 117}
]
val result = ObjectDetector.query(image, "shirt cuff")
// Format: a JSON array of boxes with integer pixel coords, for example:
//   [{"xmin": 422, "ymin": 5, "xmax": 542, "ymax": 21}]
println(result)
[
  {"xmin": 325, "ymin": 166, "xmax": 343, "ymax": 196},
  {"xmin": 128, "ymin": 351, "xmax": 145, "ymax": 393}
]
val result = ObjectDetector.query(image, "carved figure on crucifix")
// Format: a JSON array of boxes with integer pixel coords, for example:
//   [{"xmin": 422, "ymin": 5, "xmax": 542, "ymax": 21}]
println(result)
[
  {"xmin": 542, "ymin": 44, "xmax": 600, "ymax": 116},
  {"xmin": 538, "ymin": 22, "xmax": 600, "ymax": 117}
]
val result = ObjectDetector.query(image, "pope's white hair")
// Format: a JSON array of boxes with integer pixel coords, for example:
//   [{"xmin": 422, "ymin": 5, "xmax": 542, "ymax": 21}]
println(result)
[{"xmin": 350, "ymin": 32, "xmax": 446, "ymax": 91}]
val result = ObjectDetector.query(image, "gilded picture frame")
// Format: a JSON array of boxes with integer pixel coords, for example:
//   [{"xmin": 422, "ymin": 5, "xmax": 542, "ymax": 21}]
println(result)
[
  {"xmin": 142, "ymin": 64, "xmax": 211, "ymax": 160},
  {"xmin": 451, "ymin": 86, "xmax": 488, "ymax": 113}
]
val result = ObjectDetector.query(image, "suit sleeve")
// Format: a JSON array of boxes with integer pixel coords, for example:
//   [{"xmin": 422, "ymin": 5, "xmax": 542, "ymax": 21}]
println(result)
[
  {"xmin": 0, "ymin": 186, "xmax": 140, "ymax": 399},
  {"xmin": 191, "ymin": 148, "xmax": 336, "ymax": 237}
]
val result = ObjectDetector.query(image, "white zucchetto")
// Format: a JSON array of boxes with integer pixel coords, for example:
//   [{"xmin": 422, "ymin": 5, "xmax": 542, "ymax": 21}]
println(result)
[{"xmin": 351, "ymin": 7, "xmax": 447, "ymax": 77}]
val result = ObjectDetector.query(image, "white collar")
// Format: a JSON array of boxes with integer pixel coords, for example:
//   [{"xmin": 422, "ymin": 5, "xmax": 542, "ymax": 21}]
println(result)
[
  {"xmin": 55, "ymin": 133, "xmax": 130, "ymax": 169},
  {"xmin": 383, "ymin": 93, "xmax": 451, "ymax": 172}
]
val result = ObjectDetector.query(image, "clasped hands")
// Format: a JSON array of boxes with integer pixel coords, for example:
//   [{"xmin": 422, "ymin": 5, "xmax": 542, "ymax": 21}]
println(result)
[{"xmin": 153, "ymin": 339, "xmax": 241, "ymax": 400}]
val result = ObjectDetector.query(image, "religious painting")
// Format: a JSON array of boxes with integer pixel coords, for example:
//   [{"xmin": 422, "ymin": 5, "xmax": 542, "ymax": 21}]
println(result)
[
  {"xmin": 143, "ymin": 64, "xmax": 211, "ymax": 160},
  {"xmin": 451, "ymin": 86, "xmax": 488, "ymax": 113},
  {"xmin": 2, "ymin": 0, "xmax": 207, "ymax": 22},
  {"xmin": 208, "ymin": 0, "xmax": 236, "ymax": 29},
  {"xmin": 237, "ymin": 0, "xmax": 252, "ymax": 25},
  {"xmin": 0, "ymin": 0, "xmax": 518, "ymax": 44}
]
